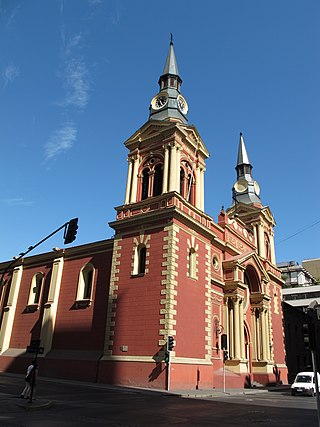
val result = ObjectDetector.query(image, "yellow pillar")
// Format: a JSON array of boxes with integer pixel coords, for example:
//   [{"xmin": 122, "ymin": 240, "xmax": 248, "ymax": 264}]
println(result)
[
  {"xmin": 162, "ymin": 145, "xmax": 169, "ymax": 193},
  {"xmin": 233, "ymin": 297, "xmax": 240, "ymax": 359},
  {"xmin": 229, "ymin": 301, "xmax": 234, "ymax": 358},
  {"xmin": 40, "ymin": 256, "xmax": 64, "ymax": 355},
  {"xmin": 0, "ymin": 265, "xmax": 23, "ymax": 354},
  {"xmin": 258, "ymin": 224, "xmax": 266, "ymax": 258},
  {"xmin": 251, "ymin": 308, "xmax": 257, "ymax": 360},
  {"xmin": 261, "ymin": 308, "xmax": 268, "ymax": 361},
  {"xmin": 130, "ymin": 155, "xmax": 139, "ymax": 203},
  {"xmin": 239, "ymin": 298, "xmax": 245, "ymax": 359},
  {"xmin": 168, "ymin": 144, "xmax": 177, "ymax": 192},
  {"xmin": 269, "ymin": 232, "xmax": 276, "ymax": 264},
  {"xmin": 125, "ymin": 158, "xmax": 133, "ymax": 204}
]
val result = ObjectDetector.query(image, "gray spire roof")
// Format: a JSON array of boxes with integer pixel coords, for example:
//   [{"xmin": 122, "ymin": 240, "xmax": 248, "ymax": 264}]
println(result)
[
  {"xmin": 233, "ymin": 133, "xmax": 261, "ymax": 206},
  {"xmin": 237, "ymin": 132, "xmax": 250, "ymax": 165},
  {"xmin": 149, "ymin": 41, "xmax": 188, "ymax": 124},
  {"xmin": 162, "ymin": 41, "xmax": 180, "ymax": 76}
]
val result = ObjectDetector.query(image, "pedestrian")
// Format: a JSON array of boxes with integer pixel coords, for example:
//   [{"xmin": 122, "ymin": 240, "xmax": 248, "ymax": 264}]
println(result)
[{"xmin": 21, "ymin": 360, "xmax": 37, "ymax": 399}]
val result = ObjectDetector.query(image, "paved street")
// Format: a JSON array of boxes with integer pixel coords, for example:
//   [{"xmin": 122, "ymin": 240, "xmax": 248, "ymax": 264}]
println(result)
[{"xmin": 0, "ymin": 373, "xmax": 317, "ymax": 426}]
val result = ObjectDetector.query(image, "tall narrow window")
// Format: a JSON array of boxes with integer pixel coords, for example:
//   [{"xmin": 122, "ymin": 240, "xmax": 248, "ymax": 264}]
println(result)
[
  {"xmin": 133, "ymin": 244, "xmax": 147, "ymax": 275},
  {"xmin": 189, "ymin": 248, "xmax": 196, "ymax": 279},
  {"xmin": 153, "ymin": 164, "xmax": 163, "ymax": 196},
  {"xmin": 28, "ymin": 273, "xmax": 43, "ymax": 305},
  {"xmin": 77, "ymin": 264, "xmax": 95, "ymax": 301},
  {"xmin": 141, "ymin": 169, "xmax": 150, "ymax": 200},
  {"xmin": 139, "ymin": 246, "xmax": 147, "ymax": 274}
]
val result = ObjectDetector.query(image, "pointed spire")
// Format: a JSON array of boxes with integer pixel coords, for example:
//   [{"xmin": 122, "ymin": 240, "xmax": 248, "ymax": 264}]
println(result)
[
  {"xmin": 162, "ymin": 39, "xmax": 180, "ymax": 76},
  {"xmin": 232, "ymin": 132, "xmax": 261, "ymax": 206},
  {"xmin": 237, "ymin": 132, "xmax": 250, "ymax": 166},
  {"xmin": 149, "ymin": 39, "xmax": 188, "ymax": 124}
]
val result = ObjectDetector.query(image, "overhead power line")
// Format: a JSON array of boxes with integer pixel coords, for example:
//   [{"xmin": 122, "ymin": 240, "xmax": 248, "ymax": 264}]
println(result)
[{"xmin": 278, "ymin": 219, "xmax": 320, "ymax": 244}]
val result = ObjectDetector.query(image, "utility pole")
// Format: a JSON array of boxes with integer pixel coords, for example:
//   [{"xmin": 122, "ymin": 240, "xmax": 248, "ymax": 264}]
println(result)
[{"xmin": 307, "ymin": 301, "xmax": 320, "ymax": 427}]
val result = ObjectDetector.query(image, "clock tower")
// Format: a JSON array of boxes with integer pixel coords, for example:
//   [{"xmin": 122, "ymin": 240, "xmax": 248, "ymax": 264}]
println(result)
[
  {"xmin": 98, "ymin": 41, "xmax": 287, "ymax": 390},
  {"xmin": 149, "ymin": 40, "xmax": 188, "ymax": 124}
]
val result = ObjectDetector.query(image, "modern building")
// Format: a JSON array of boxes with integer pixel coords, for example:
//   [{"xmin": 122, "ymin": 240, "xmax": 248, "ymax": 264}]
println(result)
[
  {"xmin": 277, "ymin": 261, "xmax": 320, "ymax": 382},
  {"xmin": 0, "ymin": 42, "xmax": 287, "ymax": 390},
  {"xmin": 302, "ymin": 259, "xmax": 320, "ymax": 284}
]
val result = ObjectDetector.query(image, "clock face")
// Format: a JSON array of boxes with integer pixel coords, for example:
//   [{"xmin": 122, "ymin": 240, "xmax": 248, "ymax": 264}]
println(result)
[
  {"xmin": 254, "ymin": 181, "xmax": 260, "ymax": 196},
  {"xmin": 234, "ymin": 179, "xmax": 248, "ymax": 193},
  {"xmin": 177, "ymin": 95, "xmax": 188, "ymax": 114},
  {"xmin": 152, "ymin": 94, "xmax": 168, "ymax": 110}
]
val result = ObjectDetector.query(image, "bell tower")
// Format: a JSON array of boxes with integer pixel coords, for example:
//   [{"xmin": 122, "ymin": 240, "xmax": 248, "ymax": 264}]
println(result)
[
  {"xmin": 123, "ymin": 40, "xmax": 209, "ymax": 212},
  {"xmin": 227, "ymin": 133, "xmax": 276, "ymax": 264}
]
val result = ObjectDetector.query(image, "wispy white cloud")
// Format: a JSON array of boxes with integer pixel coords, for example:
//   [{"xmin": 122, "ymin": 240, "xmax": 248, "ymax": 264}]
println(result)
[
  {"xmin": 109, "ymin": 0, "xmax": 121, "ymax": 25},
  {"xmin": 44, "ymin": 121, "xmax": 77, "ymax": 160},
  {"xmin": 58, "ymin": 33, "xmax": 90, "ymax": 110},
  {"xmin": 6, "ymin": 3, "xmax": 20, "ymax": 27},
  {"xmin": 88, "ymin": 0, "xmax": 102, "ymax": 5},
  {"xmin": 3, "ymin": 198, "xmax": 33, "ymax": 207},
  {"xmin": 2, "ymin": 62, "xmax": 20, "ymax": 87}
]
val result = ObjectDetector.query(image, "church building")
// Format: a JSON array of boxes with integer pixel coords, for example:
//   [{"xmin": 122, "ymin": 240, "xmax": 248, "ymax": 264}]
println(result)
[{"xmin": 0, "ymin": 42, "xmax": 287, "ymax": 390}]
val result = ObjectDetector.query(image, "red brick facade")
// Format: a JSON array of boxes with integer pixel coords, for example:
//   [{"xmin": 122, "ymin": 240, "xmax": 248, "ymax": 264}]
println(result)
[{"xmin": 0, "ymin": 48, "xmax": 287, "ymax": 389}]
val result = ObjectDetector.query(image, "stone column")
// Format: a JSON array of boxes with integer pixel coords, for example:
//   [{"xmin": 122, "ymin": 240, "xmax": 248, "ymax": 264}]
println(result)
[
  {"xmin": 196, "ymin": 166, "xmax": 201, "ymax": 209},
  {"xmin": 125, "ymin": 158, "xmax": 133, "ymax": 204},
  {"xmin": 257, "ymin": 224, "xmax": 266, "ymax": 258},
  {"xmin": 168, "ymin": 144, "xmax": 176, "ymax": 192},
  {"xmin": 269, "ymin": 232, "xmax": 276, "ymax": 264},
  {"xmin": 250, "ymin": 308, "xmax": 257, "ymax": 360},
  {"xmin": 239, "ymin": 298, "xmax": 245, "ymax": 359},
  {"xmin": 162, "ymin": 145, "xmax": 169, "ymax": 193},
  {"xmin": 256, "ymin": 309, "xmax": 261, "ymax": 360},
  {"xmin": 224, "ymin": 298, "xmax": 229, "ymax": 338},
  {"xmin": 175, "ymin": 146, "xmax": 181, "ymax": 191},
  {"xmin": 200, "ymin": 167, "xmax": 205, "ymax": 211},
  {"xmin": 130, "ymin": 155, "xmax": 139, "ymax": 203},
  {"xmin": 229, "ymin": 301, "xmax": 234, "ymax": 358},
  {"xmin": 0, "ymin": 265, "xmax": 23, "ymax": 354},
  {"xmin": 40, "ymin": 256, "xmax": 64, "ymax": 355},
  {"xmin": 261, "ymin": 308, "xmax": 268, "ymax": 361},
  {"xmin": 233, "ymin": 297, "xmax": 240, "ymax": 359}
]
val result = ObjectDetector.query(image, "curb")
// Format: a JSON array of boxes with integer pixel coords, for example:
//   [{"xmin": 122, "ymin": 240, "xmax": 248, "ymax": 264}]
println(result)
[{"xmin": 16, "ymin": 399, "xmax": 53, "ymax": 411}]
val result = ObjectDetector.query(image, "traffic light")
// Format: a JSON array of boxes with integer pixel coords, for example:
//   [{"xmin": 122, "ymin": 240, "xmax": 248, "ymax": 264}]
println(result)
[
  {"xmin": 221, "ymin": 334, "xmax": 227, "ymax": 350},
  {"xmin": 64, "ymin": 218, "xmax": 79, "ymax": 244},
  {"xmin": 164, "ymin": 351, "xmax": 170, "ymax": 364},
  {"xmin": 167, "ymin": 335, "xmax": 174, "ymax": 351},
  {"xmin": 302, "ymin": 323, "xmax": 309, "ymax": 350},
  {"xmin": 223, "ymin": 350, "xmax": 228, "ymax": 361}
]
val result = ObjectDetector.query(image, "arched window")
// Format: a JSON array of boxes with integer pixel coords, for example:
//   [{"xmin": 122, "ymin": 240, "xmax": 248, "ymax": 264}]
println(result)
[
  {"xmin": 264, "ymin": 233, "xmax": 271, "ymax": 261},
  {"xmin": 141, "ymin": 168, "xmax": 150, "ymax": 200},
  {"xmin": 189, "ymin": 248, "xmax": 196, "ymax": 279},
  {"xmin": 28, "ymin": 273, "xmax": 43, "ymax": 305},
  {"xmin": 77, "ymin": 263, "xmax": 95, "ymax": 301},
  {"xmin": 153, "ymin": 164, "xmax": 163, "ymax": 196},
  {"xmin": 133, "ymin": 244, "xmax": 147, "ymax": 275}
]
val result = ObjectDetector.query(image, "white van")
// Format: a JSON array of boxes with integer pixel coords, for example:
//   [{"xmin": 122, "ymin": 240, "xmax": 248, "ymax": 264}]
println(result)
[{"xmin": 291, "ymin": 371, "xmax": 320, "ymax": 396}]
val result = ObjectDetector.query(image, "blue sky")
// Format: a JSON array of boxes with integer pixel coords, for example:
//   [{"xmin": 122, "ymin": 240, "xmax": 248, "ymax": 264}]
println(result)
[{"xmin": 0, "ymin": 0, "xmax": 319, "ymax": 265}]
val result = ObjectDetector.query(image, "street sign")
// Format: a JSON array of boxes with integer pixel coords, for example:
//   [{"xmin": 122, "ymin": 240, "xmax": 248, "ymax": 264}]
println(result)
[{"xmin": 30, "ymin": 339, "xmax": 41, "ymax": 347}]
